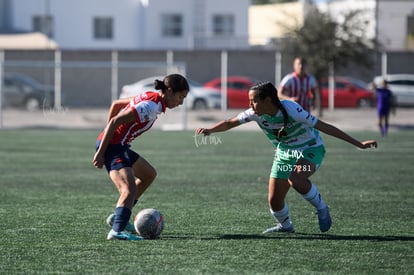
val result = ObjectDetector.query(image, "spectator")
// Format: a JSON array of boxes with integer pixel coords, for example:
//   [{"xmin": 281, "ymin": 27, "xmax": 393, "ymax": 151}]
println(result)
[{"xmin": 278, "ymin": 57, "xmax": 319, "ymax": 112}]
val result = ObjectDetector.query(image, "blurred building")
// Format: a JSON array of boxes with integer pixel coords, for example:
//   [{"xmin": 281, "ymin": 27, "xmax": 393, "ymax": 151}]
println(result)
[
  {"xmin": 319, "ymin": 0, "xmax": 414, "ymax": 52},
  {"xmin": 0, "ymin": 0, "xmax": 249, "ymax": 50},
  {"xmin": 376, "ymin": 0, "xmax": 414, "ymax": 51},
  {"xmin": 248, "ymin": 1, "xmax": 315, "ymax": 48},
  {"xmin": 1, "ymin": 0, "xmax": 413, "ymax": 52},
  {"xmin": 249, "ymin": 0, "xmax": 414, "ymax": 52}
]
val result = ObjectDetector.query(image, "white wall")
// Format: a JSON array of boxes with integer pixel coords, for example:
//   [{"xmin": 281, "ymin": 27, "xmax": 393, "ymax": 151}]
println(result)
[
  {"xmin": 377, "ymin": 1, "xmax": 414, "ymax": 51},
  {"xmin": 142, "ymin": 0, "xmax": 249, "ymax": 49},
  {"xmin": 9, "ymin": 0, "xmax": 249, "ymax": 49},
  {"xmin": 12, "ymin": 0, "xmax": 141, "ymax": 49}
]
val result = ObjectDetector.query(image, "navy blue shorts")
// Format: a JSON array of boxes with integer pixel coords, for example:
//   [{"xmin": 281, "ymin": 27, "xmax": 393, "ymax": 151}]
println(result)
[{"xmin": 95, "ymin": 140, "xmax": 140, "ymax": 173}]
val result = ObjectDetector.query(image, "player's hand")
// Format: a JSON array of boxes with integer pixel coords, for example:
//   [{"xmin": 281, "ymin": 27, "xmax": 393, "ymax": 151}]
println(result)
[
  {"xmin": 359, "ymin": 140, "xmax": 378, "ymax": 149},
  {"xmin": 92, "ymin": 152, "xmax": 105, "ymax": 169},
  {"xmin": 195, "ymin": 128, "xmax": 210, "ymax": 136}
]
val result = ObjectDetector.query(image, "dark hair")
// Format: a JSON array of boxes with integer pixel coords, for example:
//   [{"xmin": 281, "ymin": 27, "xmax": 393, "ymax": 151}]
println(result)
[
  {"xmin": 250, "ymin": 81, "xmax": 288, "ymax": 138},
  {"xmin": 295, "ymin": 56, "xmax": 307, "ymax": 66},
  {"xmin": 154, "ymin": 74, "xmax": 189, "ymax": 93}
]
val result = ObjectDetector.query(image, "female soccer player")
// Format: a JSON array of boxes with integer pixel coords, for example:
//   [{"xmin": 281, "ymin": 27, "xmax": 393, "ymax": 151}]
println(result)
[
  {"xmin": 195, "ymin": 81, "xmax": 377, "ymax": 233},
  {"xmin": 93, "ymin": 74, "xmax": 189, "ymax": 240}
]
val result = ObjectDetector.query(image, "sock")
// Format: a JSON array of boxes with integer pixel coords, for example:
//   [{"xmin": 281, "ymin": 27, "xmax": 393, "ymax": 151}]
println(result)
[
  {"xmin": 270, "ymin": 203, "xmax": 293, "ymax": 229},
  {"xmin": 303, "ymin": 183, "xmax": 327, "ymax": 210},
  {"xmin": 112, "ymin": 207, "xmax": 132, "ymax": 232}
]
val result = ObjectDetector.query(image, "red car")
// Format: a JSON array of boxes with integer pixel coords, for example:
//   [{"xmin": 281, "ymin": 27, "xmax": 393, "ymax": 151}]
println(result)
[
  {"xmin": 320, "ymin": 77, "xmax": 374, "ymax": 108},
  {"xmin": 204, "ymin": 76, "xmax": 255, "ymax": 108}
]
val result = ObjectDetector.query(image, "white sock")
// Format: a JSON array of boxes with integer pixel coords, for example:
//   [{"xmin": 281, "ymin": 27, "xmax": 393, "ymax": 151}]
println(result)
[
  {"xmin": 303, "ymin": 183, "xmax": 327, "ymax": 210},
  {"xmin": 270, "ymin": 203, "xmax": 293, "ymax": 228}
]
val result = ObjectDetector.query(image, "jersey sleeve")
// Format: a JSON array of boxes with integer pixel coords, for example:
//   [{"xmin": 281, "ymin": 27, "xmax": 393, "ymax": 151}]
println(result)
[
  {"xmin": 132, "ymin": 100, "xmax": 158, "ymax": 123},
  {"xmin": 237, "ymin": 108, "xmax": 257, "ymax": 124},
  {"xmin": 309, "ymin": 75, "xmax": 318, "ymax": 89},
  {"xmin": 283, "ymin": 100, "xmax": 318, "ymax": 127},
  {"xmin": 279, "ymin": 74, "xmax": 291, "ymax": 89}
]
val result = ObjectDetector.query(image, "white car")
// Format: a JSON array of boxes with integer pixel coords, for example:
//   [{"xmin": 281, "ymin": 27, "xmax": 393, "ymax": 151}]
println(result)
[
  {"xmin": 120, "ymin": 76, "xmax": 221, "ymax": 110},
  {"xmin": 373, "ymin": 74, "xmax": 414, "ymax": 106}
]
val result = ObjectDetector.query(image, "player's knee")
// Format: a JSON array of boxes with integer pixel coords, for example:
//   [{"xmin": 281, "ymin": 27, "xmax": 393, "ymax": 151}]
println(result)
[{"xmin": 120, "ymin": 183, "xmax": 137, "ymax": 197}]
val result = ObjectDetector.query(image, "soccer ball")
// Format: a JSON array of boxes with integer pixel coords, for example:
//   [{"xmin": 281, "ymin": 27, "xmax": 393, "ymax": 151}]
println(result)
[{"xmin": 134, "ymin": 208, "xmax": 164, "ymax": 239}]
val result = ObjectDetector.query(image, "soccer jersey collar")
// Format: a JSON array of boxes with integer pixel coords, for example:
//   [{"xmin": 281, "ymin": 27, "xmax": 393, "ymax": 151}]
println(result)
[
  {"xmin": 262, "ymin": 113, "xmax": 280, "ymax": 123},
  {"xmin": 294, "ymin": 72, "xmax": 308, "ymax": 79}
]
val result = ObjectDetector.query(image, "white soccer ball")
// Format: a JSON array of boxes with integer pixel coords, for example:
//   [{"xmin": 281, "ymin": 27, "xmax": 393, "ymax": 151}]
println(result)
[{"xmin": 134, "ymin": 208, "xmax": 164, "ymax": 239}]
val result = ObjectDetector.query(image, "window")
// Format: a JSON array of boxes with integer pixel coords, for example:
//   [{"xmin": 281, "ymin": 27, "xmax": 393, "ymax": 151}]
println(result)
[
  {"xmin": 162, "ymin": 14, "xmax": 182, "ymax": 37},
  {"xmin": 94, "ymin": 17, "xmax": 113, "ymax": 39},
  {"xmin": 230, "ymin": 81, "xmax": 250, "ymax": 90},
  {"xmin": 213, "ymin": 14, "xmax": 234, "ymax": 35},
  {"xmin": 33, "ymin": 15, "xmax": 53, "ymax": 37},
  {"xmin": 388, "ymin": 80, "xmax": 414, "ymax": 86}
]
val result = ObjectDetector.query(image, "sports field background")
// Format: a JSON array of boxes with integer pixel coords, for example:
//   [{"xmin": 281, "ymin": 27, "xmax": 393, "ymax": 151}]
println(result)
[{"xmin": 0, "ymin": 127, "xmax": 413, "ymax": 274}]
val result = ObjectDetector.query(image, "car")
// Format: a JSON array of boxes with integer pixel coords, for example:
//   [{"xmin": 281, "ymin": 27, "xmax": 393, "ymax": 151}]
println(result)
[
  {"xmin": 203, "ymin": 76, "xmax": 256, "ymax": 108},
  {"xmin": 2, "ymin": 73, "xmax": 54, "ymax": 111},
  {"xmin": 373, "ymin": 74, "xmax": 414, "ymax": 107},
  {"xmin": 120, "ymin": 76, "xmax": 221, "ymax": 110},
  {"xmin": 320, "ymin": 76, "xmax": 374, "ymax": 108}
]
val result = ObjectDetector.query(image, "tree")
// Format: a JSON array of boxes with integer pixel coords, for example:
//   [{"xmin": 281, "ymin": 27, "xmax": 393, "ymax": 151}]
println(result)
[
  {"xmin": 281, "ymin": 8, "xmax": 376, "ymax": 81},
  {"xmin": 279, "ymin": 7, "xmax": 376, "ymax": 115}
]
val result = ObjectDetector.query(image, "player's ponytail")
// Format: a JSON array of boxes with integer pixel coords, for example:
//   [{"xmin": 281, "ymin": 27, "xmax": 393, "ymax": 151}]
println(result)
[
  {"xmin": 154, "ymin": 74, "xmax": 189, "ymax": 94},
  {"xmin": 276, "ymin": 101, "xmax": 288, "ymax": 137},
  {"xmin": 154, "ymin": 79, "xmax": 167, "ymax": 91},
  {"xmin": 250, "ymin": 81, "xmax": 288, "ymax": 138}
]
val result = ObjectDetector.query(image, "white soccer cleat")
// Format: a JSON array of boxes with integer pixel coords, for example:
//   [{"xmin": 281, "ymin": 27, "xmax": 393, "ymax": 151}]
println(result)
[
  {"xmin": 262, "ymin": 223, "xmax": 295, "ymax": 234},
  {"xmin": 107, "ymin": 229, "xmax": 143, "ymax": 241}
]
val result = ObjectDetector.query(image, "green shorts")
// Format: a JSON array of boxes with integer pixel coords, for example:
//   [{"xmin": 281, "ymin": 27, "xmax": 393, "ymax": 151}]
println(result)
[{"xmin": 270, "ymin": 145, "xmax": 326, "ymax": 179}]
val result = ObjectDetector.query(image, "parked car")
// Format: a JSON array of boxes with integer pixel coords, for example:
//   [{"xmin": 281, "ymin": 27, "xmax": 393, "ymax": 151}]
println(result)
[
  {"xmin": 373, "ymin": 74, "xmax": 414, "ymax": 107},
  {"xmin": 120, "ymin": 76, "xmax": 221, "ymax": 110},
  {"xmin": 2, "ymin": 73, "xmax": 54, "ymax": 111},
  {"xmin": 203, "ymin": 76, "xmax": 256, "ymax": 108},
  {"xmin": 320, "ymin": 77, "xmax": 374, "ymax": 108}
]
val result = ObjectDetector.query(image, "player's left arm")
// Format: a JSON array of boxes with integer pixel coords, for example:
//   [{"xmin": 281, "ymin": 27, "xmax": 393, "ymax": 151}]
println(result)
[
  {"xmin": 310, "ymin": 76, "xmax": 320, "ymax": 109},
  {"xmin": 106, "ymin": 97, "xmax": 133, "ymax": 123},
  {"xmin": 314, "ymin": 120, "xmax": 377, "ymax": 149},
  {"xmin": 195, "ymin": 116, "xmax": 241, "ymax": 136}
]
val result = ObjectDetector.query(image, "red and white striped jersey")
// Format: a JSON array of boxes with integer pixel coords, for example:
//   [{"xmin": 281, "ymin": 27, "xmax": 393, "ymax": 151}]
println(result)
[
  {"xmin": 279, "ymin": 73, "xmax": 317, "ymax": 111},
  {"xmin": 98, "ymin": 92, "xmax": 166, "ymax": 145}
]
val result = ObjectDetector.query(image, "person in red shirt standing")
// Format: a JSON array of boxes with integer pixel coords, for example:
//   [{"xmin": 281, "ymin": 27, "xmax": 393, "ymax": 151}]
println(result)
[
  {"xmin": 278, "ymin": 57, "xmax": 319, "ymax": 112},
  {"xmin": 93, "ymin": 74, "xmax": 189, "ymax": 240}
]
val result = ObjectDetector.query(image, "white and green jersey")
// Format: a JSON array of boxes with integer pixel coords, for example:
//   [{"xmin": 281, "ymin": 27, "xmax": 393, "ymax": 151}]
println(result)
[{"xmin": 237, "ymin": 100, "xmax": 323, "ymax": 150}]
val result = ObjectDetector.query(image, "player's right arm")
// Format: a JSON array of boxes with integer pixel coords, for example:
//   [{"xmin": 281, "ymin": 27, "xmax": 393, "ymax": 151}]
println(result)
[
  {"xmin": 93, "ymin": 108, "xmax": 136, "ymax": 169},
  {"xmin": 278, "ymin": 77, "xmax": 298, "ymax": 102},
  {"xmin": 195, "ymin": 116, "xmax": 241, "ymax": 136}
]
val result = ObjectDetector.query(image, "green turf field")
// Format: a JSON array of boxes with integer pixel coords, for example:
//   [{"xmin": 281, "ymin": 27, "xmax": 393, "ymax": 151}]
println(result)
[{"xmin": 0, "ymin": 129, "xmax": 413, "ymax": 274}]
